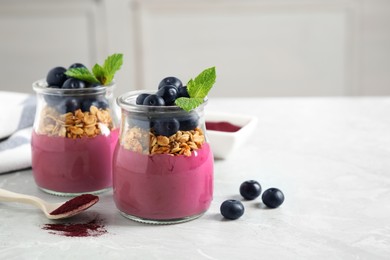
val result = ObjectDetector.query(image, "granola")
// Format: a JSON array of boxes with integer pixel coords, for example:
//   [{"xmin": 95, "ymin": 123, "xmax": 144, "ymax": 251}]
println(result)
[
  {"xmin": 37, "ymin": 106, "xmax": 114, "ymax": 138},
  {"xmin": 122, "ymin": 126, "xmax": 205, "ymax": 156}
]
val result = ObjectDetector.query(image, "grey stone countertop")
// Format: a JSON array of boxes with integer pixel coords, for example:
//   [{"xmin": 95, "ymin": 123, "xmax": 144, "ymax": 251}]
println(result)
[{"xmin": 1, "ymin": 97, "xmax": 389, "ymax": 259}]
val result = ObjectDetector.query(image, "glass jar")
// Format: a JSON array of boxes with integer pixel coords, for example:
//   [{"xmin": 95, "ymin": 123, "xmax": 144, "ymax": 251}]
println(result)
[
  {"xmin": 113, "ymin": 90, "xmax": 214, "ymax": 224},
  {"xmin": 31, "ymin": 79, "xmax": 119, "ymax": 196}
]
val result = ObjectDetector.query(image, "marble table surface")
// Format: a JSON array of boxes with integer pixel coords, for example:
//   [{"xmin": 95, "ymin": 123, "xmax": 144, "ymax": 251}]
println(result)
[{"xmin": 1, "ymin": 97, "xmax": 389, "ymax": 259}]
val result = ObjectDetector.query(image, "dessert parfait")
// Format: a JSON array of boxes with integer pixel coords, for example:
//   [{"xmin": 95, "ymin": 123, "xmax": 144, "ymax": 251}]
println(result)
[
  {"xmin": 113, "ymin": 67, "xmax": 216, "ymax": 224},
  {"xmin": 31, "ymin": 54, "xmax": 122, "ymax": 196}
]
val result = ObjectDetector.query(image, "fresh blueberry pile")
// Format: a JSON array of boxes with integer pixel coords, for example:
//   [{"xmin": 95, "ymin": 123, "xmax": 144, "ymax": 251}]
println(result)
[
  {"xmin": 136, "ymin": 77, "xmax": 189, "ymax": 106},
  {"xmin": 133, "ymin": 77, "xmax": 198, "ymax": 137},
  {"xmin": 220, "ymin": 180, "xmax": 285, "ymax": 220},
  {"xmin": 44, "ymin": 64, "xmax": 108, "ymax": 113}
]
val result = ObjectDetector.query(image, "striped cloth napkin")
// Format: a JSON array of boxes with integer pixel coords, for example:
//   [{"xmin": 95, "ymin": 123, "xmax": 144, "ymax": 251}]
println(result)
[{"xmin": 0, "ymin": 91, "xmax": 36, "ymax": 174}]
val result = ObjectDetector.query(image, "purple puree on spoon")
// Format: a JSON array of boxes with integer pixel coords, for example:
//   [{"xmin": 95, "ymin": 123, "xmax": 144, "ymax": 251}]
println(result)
[{"xmin": 50, "ymin": 194, "xmax": 99, "ymax": 217}]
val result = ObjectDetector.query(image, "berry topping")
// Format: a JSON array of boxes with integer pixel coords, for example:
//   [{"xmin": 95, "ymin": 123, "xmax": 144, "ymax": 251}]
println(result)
[
  {"xmin": 46, "ymin": 67, "xmax": 67, "ymax": 87},
  {"xmin": 220, "ymin": 200, "xmax": 245, "ymax": 220},
  {"xmin": 81, "ymin": 97, "xmax": 108, "ymax": 112},
  {"xmin": 239, "ymin": 180, "xmax": 262, "ymax": 200},
  {"xmin": 158, "ymin": 77, "xmax": 182, "ymax": 90},
  {"xmin": 58, "ymin": 98, "xmax": 81, "ymax": 113},
  {"xmin": 178, "ymin": 86, "xmax": 190, "ymax": 98},
  {"xmin": 136, "ymin": 93, "xmax": 150, "ymax": 105},
  {"xmin": 62, "ymin": 78, "xmax": 87, "ymax": 89},
  {"xmin": 143, "ymin": 94, "xmax": 165, "ymax": 106},
  {"xmin": 178, "ymin": 113, "xmax": 199, "ymax": 131},
  {"xmin": 68, "ymin": 63, "xmax": 86, "ymax": 69},
  {"xmin": 156, "ymin": 85, "xmax": 178, "ymax": 105},
  {"xmin": 152, "ymin": 118, "xmax": 180, "ymax": 136},
  {"xmin": 262, "ymin": 188, "xmax": 284, "ymax": 208}
]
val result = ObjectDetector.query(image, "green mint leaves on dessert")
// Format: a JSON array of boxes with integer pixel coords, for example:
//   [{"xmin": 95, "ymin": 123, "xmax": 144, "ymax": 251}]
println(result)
[
  {"xmin": 65, "ymin": 53, "xmax": 123, "ymax": 86},
  {"xmin": 64, "ymin": 67, "xmax": 100, "ymax": 84},
  {"xmin": 175, "ymin": 66, "xmax": 216, "ymax": 112},
  {"xmin": 175, "ymin": 97, "xmax": 204, "ymax": 112}
]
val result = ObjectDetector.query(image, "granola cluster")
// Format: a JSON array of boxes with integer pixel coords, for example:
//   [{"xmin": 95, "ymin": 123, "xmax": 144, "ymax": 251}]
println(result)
[
  {"xmin": 37, "ymin": 105, "xmax": 114, "ymax": 138},
  {"xmin": 122, "ymin": 127, "xmax": 205, "ymax": 156}
]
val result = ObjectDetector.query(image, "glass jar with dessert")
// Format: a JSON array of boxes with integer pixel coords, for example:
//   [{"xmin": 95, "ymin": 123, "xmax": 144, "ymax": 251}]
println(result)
[
  {"xmin": 31, "ymin": 54, "xmax": 123, "ymax": 196},
  {"xmin": 113, "ymin": 67, "xmax": 216, "ymax": 224}
]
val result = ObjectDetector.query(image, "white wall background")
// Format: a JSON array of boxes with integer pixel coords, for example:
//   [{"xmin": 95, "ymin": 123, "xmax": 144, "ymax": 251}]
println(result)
[{"xmin": 0, "ymin": 0, "xmax": 389, "ymax": 97}]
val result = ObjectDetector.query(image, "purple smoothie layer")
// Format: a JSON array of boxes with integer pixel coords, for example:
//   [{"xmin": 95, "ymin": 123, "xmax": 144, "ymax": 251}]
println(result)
[
  {"xmin": 113, "ymin": 142, "xmax": 214, "ymax": 220},
  {"xmin": 31, "ymin": 129, "xmax": 119, "ymax": 193}
]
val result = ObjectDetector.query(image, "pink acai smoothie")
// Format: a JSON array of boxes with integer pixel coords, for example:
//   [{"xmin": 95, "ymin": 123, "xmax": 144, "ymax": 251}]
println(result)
[
  {"xmin": 31, "ymin": 129, "xmax": 119, "ymax": 194},
  {"xmin": 113, "ymin": 142, "xmax": 214, "ymax": 220}
]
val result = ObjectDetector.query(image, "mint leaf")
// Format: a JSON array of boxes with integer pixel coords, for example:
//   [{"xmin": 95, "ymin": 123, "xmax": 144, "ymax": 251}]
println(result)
[
  {"xmin": 92, "ymin": 64, "xmax": 107, "ymax": 85},
  {"xmin": 187, "ymin": 67, "xmax": 216, "ymax": 98},
  {"xmin": 103, "ymin": 53, "xmax": 123, "ymax": 84},
  {"xmin": 65, "ymin": 67, "xmax": 99, "ymax": 84},
  {"xmin": 65, "ymin": 53, "xmax": 123, "ymax": 86},
  {"xmin": 175, "ymin": 97, "xmax": 204, "ymax": 112},
  {"xmin": 175, "ymin": 66, "xmax": 216, "ymax": 112}
]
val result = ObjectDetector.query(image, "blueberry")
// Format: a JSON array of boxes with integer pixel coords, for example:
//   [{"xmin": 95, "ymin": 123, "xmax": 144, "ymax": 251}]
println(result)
[
  {"xmin": 81, "ymin": 98, "xmax": 108, "ymax": 112},
  {"xmin": 56, "ymin": 98, "xmax": 81, "ymax": 113},
  {"xmin": 158, "ymin": 77, "xmax": 182, "ymax": 90},
  {"xmin": 143, "ymin": 94, "xmax": 165, "ymax": 106},
  {"xmin": 156, "ymin": 85, "xmax": 178, "ymax": 105},
  {"xmin": 68, "ymin": 63, "xmax": 86, "ymax": 69},
  {"xmin": 220, "ymin": 200, "xmax": 245, "ymax": 220},
  {"xmin": 136, "ymin": 93, "xmax": 150, "ymax": 105},
  {"xmin": 88, "ymin": 83, "xmax": 101, "ymax": 88},
  {"xmin": 62, "ymin": 78, "xmax": 86, "ymax": 89},
  {"xmin": 178, "ymin": 86, "xmax": 190, "ymax": 98},
  {"xmin": 46, "ymin": 67, "xmax": 67, "ymax": 87},
  {"xmin": 152, "ymin": 118, "xmax": 179, "ymax": 136},
  {"xmin": 239, "ymin": 180, "xmax": 262, "ymax": 200},
  {"xmin": 262, "ymin": 188, "xmax": 284, "ymax": 208},
  {"xmin": 178, "ymin": 113, "xmax": 199, "ymax": 131}
]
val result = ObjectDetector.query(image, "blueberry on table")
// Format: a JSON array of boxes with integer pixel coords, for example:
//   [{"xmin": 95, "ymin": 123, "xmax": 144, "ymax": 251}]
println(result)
[
  {"xmin": 68, "ymin": 63, "xmax": 86, "ymax": 69},
  {"xmin": 46, "ymin": 67, "xmax": 67, "ymax": 87},
  {"xmin": 220, "ymin": 200, "xmax": 245, "ymax": 220},
  {"xmin": 178, "ymin": 113, "xmax": 199, "ymax": 131},
  {"xmin": 152, "ymin": 118, "xmax": 179, "ymax": 136},
  {"xmin": 262, "ymin": 188, "xmax": 284, "ymax": 208},
  {"xmin": 136, "ymin": 93, "xmax": 150, "ymax": 105},
  {"xmin": 158, "ymin": 77, "xmax": 182, "ymax": 90},
  {"xmin": 156, "ymin": 85, "xmax": 178, "ymax": 105},
  {"xmin": 178, "ymin": 86, "xmax": 190, "ymax": 98},
  {"xmin": 62, "ymin": 78, "xmax": 87, "ymax": 89},
  {"xmin": 240, "ymin": 180, "xmax": 262, "ymax": 200},
  {"xmin": 143, "ymin": 94, "xmax": 165, "ymax": 106}
]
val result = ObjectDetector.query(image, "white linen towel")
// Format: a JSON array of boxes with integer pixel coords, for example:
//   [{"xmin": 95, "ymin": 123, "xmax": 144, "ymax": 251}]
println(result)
[{"xmin": 0, "ymin": 91, "xmax": 36, "ymax": 173}]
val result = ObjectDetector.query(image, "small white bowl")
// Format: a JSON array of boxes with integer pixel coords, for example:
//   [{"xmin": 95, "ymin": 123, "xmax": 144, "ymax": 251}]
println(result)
[{"xmin": 205, "ymin": 112, "xmax": 258, "ymax": 159}]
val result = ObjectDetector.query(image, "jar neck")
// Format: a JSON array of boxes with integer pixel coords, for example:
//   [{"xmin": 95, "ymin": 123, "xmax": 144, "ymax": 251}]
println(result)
[
  {"xmin": 32, "ymin": 79, "xmax": 116, "ymax": 97},
  {"xmin": 117, "ymin": 90, "xmax": 207, "ymax": 116}
]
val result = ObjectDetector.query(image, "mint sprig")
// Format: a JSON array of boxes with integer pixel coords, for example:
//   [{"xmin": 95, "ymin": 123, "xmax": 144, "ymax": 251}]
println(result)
[
  {"xmin": 64, "ymin": 67, "xmax": 100, "ymax": 84},
  {"xmin": 65, "ymin": 53, "xmax": 123, "ymax": 86},
  {"xmin": 175, "ymin": 66, "xmax": 216, "ymax": 112}
]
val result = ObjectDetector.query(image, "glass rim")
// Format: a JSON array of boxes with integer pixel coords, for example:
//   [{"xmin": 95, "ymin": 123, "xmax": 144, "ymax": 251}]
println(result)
[
  {"xmin": 116, "ymin": 90, "xmax": 208, "ymax": 114},
  {"xmin": 32, "ymin": 79, "xmax": 116, "ymax": 96}
]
